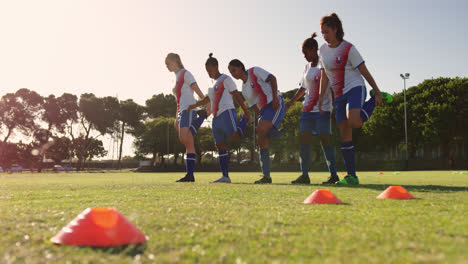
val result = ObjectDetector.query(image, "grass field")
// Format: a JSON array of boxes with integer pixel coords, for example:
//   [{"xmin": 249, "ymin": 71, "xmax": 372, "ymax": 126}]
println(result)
[{"xmin": 0, "ymin": 171, "xmax": 467, "ymax": 264}]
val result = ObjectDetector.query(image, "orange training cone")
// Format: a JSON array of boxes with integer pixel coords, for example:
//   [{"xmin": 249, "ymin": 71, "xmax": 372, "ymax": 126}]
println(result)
[
  {"xmin": 377, "ymin": 186, "xmax": 414, "ymax": 200},
  {"xmin": 304, "ymin": 190, "xmax": 343, "ymax": 204},
  {"xmin": 51, "ymin": 207, "xmax": 148, "ymax": 247}
]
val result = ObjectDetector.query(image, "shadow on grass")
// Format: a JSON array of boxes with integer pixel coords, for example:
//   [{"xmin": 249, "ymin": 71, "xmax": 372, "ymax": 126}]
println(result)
[
  {"xmin": 83, "ymin": 243, "xmax": 147, "ymax": 257},
  {"xmin": 231, "ymin": 182, "xmax": 467, "ymax": 193}
]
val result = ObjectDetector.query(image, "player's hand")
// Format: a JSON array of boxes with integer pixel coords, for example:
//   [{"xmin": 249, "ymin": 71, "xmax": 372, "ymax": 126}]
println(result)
[
  {"xmin": 272, "ymin": 96, "xmax": 280, "ymax": 111},
  {"xmin": 242, "ymin": 112, "xmax": 250, "ymax": 122},
  {"xmin": 174, "ymin": 118, "xmax": 179, "ymax": 130},
  {"xmin": 374, "ymin": 91, "xmax": 383, "ymax": 106},
  {"xmin": 318, "ymin": 99, "xmax": 324, "ymax": 114},
  {"xmin": 187, "ymin": 104, "xmax": 196, "ymax": 112}
]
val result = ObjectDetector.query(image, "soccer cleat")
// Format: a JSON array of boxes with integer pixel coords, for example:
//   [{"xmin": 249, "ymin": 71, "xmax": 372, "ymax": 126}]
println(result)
[
  {"xmin": 370, "ymin": 90, "xmax": 393, "ymax": 103},
  {"xmin": 213, "ymin": 176, "xmax": 231, "ymax": 183},
  {"xmin": 322, "ymin": 175, "xmax": 340, "ymax": 184},
  {"xmin": 176, "ymin": 174, "xmax": 195, "ymax": 182},
  {"xmin": 335, "ymin": 175, "xmax": 359, "ymax": 185},
  {"xmin": 254, "ymin": 176, "xmax": 272, "ymax": 184},
  {"xmin": 291, "ymin": 174, "xmax": 310, "ymax": 184}
]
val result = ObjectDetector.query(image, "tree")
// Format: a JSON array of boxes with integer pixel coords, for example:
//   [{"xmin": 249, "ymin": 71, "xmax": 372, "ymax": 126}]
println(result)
[
  {"xmin": 194, "ymin": 127, "xmax": 216, "ymax": 164},
  {"xmin": 116, "ymin": 99, "xmax": 144, "ymax": 169},
  {"xmin": 0, "ymin": 88, "xmax": 42, "ymax": 143},
  {"xmin": 145, "ymin": 93, "xmax": 177, "ymax": 118},
  {"xmin": 46, "ymin": 137, "xmax": 74, "ymax": 164}
]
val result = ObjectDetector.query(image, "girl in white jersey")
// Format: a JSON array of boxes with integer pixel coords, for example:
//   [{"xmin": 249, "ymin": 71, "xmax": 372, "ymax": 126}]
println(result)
[
  {"xmin": 286, "ymin": 33, "xmax": 339, "ymax": 184},
  {"xmin": 165, "ymin": 53, "xmax": 207, "ymax": 182},
  {"xmin": 187, "ymin": 54, "xmax": 250, "ymax": 183},
  {"xmin": 317, "ymin": 13, "xmax": 393, "ymax": 185},
  {"xmin": 228, "ymin": 59, "xmax": 286, "ymax": 184}
]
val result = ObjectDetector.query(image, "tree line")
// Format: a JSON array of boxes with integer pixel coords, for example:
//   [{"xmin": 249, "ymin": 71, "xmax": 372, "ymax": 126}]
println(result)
[{"xmin": 0, "ymin": 77, "xmax": 466, "ymax": 171}]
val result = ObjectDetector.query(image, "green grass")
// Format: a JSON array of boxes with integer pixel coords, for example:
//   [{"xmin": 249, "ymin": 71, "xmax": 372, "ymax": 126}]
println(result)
[{"xmin": 0, "ymin": 171, "xmax": 467, "ymax": 264}]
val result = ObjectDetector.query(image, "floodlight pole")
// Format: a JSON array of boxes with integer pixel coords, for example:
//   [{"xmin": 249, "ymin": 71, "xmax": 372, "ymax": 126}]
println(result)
[{"xmin": 400, "ymin": 73, "xmax": 410, "ymax": 169}]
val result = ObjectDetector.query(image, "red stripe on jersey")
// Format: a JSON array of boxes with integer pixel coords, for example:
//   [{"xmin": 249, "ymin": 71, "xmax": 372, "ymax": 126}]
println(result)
[
  {"xmin": 249, "ymin": 68, "xmax": 268, "ymax": 109},
  {"xmin": 331, "ymin": 42, "xmax": 352, "ymax": 97},
  {"xmin": 212, "ymin": 75, "xmax": 228, "ymax": 117},
  {"xmin": 303, "ymin": 71, "xmax": 321, "ymax": 112},
  {"xmin": 174, "ymin": 69, "xmax": 187, "ymax": 112}
]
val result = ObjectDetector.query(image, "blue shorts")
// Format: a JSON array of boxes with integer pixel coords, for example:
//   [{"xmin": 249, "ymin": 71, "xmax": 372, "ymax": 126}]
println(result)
[
  {"xmin": 178, "ymin": 110, "xmax": 197, "ymax": 128},
  {"xmin": 334, "ymin": 86, "xmax": 366, "ymax": 125},
  {"xmin": 259, "ymin": 96, "xmax": 285, "ymax": 129},
  {"xmin": 212, "ymin": 109, "xmax": 238, "ymax": 144},
  {"xmin": 300, "ymin": 111, "xmax": 332, "ymax": 135}
]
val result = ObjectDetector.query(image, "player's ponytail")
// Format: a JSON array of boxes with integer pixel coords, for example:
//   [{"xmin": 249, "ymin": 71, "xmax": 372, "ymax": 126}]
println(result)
[
  {"xmin": 166, "ymin": 53, "xmax": 184, "ymax": 69},
  {"xmin": 302, "ymin": 32, "xmax": 318, "ymax": 52},
  {"xmin": 205, "ymin": 53, "xmax": 218, "ymax": 67},
  {"xmin": 320, "ymin": 13, "xmax": 344, "ymax": 41},
  {"xmin": 228, "ymin": 59, "xmax": 246, "ymax": 72}
]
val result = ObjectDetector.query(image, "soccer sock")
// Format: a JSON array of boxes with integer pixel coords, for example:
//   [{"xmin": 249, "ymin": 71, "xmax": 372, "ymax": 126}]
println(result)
[
  {"xmin": 190, "ymin": 113, "xmax": 206, "ymax": 136},
  {"xmin": 236, "ymin": 117, "xmax": 247, "ymax": 137},
  {"xmin": 321, "ymin": 144, "xmax": 338, "ymax": 177},
  {"xmin": 218, "ymin": 150, "xmax": 229, "ymax": 178},
  {"xmin": 267, "ymin": 127, "xmax": 282, "ymax": 138},
  {"xmin": 361, "ymin": 97, "xmax": 375, "ymax": 122},
  {"xmin": 259, "ymin": 148, "xmax": 271, "ymax": 178},
  {"xmin": 341, "ymin": 141, "xmax": 356, "ymax": 177},
  {"xmin": 186, "ymin": 153, "xmax": 196, "ymax": 177},
  {"xmin": 299, "ymin": 144, "xmax": 310, "ymax": 177}
]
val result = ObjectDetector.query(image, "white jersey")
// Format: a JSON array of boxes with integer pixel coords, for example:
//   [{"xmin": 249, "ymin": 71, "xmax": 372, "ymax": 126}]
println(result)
[
  {"xmin": 172, "ymin": 68, "xmax": 197, "ymax": 112},
  {"xmin": 242, "ymin": 67, "xmax": 279, "ymax": 109},
  {"xmin": 319, "ymin": 40, "xmax": 365, "ymax": 98},
  {"xmin": 299, "ymin": 62, "xmax": 333, "ymax": 113},
  {"xmin": 207, "ymin": 74, "xmax": 238, "ymax": 117}
]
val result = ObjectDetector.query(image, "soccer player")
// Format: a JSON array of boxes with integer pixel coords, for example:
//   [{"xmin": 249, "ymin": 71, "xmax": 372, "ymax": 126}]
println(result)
[
  {"xmin": 187, "ymin": 53, "xmax": 250, "ymax": 183},
  {"xmin": 317, "ymin": 13, "xmax": 393, "ymax": 185},
  {"xmin": 285, "ymin": 33, "xmax": 339, "ymax": 184},
  {"xmin": 228, "ymin": 59, "xmax": 285, "ymax": 184},
  {"xmin": 165, "ymin": 53, "xmax": 207, "ymax": 182}
]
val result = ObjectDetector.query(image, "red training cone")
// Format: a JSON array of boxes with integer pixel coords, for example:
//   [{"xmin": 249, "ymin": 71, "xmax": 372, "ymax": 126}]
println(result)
[
  {"xmin": 377, "ymin": 186, "xmax": 414, "ymax": 199},
  {"xmin": 51, "ymin": 207, "xmax": 148, "ymax": 247},
  {"xmin": 303, "ymin": 190, "xmax": 343, "ymax": 204}
]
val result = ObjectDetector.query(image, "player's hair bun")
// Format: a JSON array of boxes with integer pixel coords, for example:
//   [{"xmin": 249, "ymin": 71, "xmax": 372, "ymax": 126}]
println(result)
[
  {"xmin": 311, "ymin": 32, "xmax": 317, "ymax": 38},
  {"xmin": 209, "ymin": 53, "xmax": 213, "ymax": 58}
]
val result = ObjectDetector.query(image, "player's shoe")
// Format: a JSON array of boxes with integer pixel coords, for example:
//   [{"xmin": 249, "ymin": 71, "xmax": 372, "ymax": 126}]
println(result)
[
  {"xmin": 213, "ymin": 176, "xmax": 231, "ymax": 183},
  {"xmin": 370, "ymin": 90, "xmax": 393, "ymax": 103},
  {"xmin": 335, "ymin": 175, "xmax": 359, "ymax": 185},
  {"xmin": 291, "ymin": 174, "xmax": 310, "ymax": 184},
  {"xmin": 322, "ymin": 175, "xmax": 340, "ymax": 184},
  {"xmin": 254, "ymin": 176, "xmax": 272, "ymax": 184},
  {"xmin": 176, "ymin": 174, "xmax": 195, "ymax": 182}
]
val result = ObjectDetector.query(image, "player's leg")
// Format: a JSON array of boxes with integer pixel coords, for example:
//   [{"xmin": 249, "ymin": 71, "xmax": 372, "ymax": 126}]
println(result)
[
  {"xmin": 176, "ymin": 110, "xmax": 197, "ymax": 182},
  {"xmin": 317, "ymin": 112, "xmax": 339, "ymax": 184}
]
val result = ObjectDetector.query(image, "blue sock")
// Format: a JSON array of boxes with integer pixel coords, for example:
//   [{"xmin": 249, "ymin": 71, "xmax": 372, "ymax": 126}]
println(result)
[
  {"xmin": 267, "ymin": 127, "xmax": 282, "ymax": 138},
  {"xmin": 361, "ymin": 97, "xmax": 375, "ymax": 122},
  {"xmin": 190, "ymin": 113, "xmax": 206, "ymax": 136},
  {"xmin": 218, "ymin": 150, "xmax": 229, "ymax": 178},
  {"xmin": 259, "ymin": 148, "xmax": 271, "ymax": 178},
  {"xmin": 186, "ymin": 153, "xmax": 196, "ymax": 176},
  {"xmin": 236, "ymin": 117, "xmax": 247, "ymax": 137},
  {"xmin": 341, "ymin": 141, "xmax": 356, "ymax": 177},
  {"xmin": 321, "ymin": 144, "xmax": 338, "ymax": 177},
  {"xmin": 299, "ymin": 144, "xmax": 310, "ymax": 177}
]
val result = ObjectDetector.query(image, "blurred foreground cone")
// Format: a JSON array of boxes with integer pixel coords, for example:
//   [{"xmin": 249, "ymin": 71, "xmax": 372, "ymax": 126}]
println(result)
[
  {"xmin": 51, "ymin": 207, "xmax": 148, "ymax": 247},
  {"xmin": 304, "ymin": 190, "xmax": 343, "ymax": 204},
  {"xmin": 377, "ymin": 186, "xmax": 414, "ymax": 200}
]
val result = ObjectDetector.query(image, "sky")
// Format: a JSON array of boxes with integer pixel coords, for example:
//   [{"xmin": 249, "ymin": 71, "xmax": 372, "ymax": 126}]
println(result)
[{"xmin": 1, "ymin": 0, "xmax": 467, "ymax": 158}]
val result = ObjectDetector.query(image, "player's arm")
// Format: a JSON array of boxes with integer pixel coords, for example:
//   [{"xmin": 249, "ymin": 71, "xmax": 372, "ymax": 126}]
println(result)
[
  {"xmin": 357, "ymin": 63, "xmax": 382, "ymax": 105},
  {"xmin": 285, "ymin": 88, "xmax": 306, "ymax": 112},
  {"xmin": 318, "ymin": 70, "xmax": 329, "ymax": 113},
  {"xmin": 187, "ymin": 96, "xmax": 210, "ymax": 113},
  {"xmin": 232, "ymin": 91, "xmax": 250, "ymax": 122},
  {"xmin": 266, "ymin": 74, "xmax": 280, "ymax": 110}
]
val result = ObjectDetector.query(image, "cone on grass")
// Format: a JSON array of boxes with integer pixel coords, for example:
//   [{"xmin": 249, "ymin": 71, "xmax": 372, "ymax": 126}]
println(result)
[
  {"xmin": 304, "ymin": 190, "xmax": 343, "ymax": 204},
  {"xmin": 51, "ymin": 207, "xmax": 147, "ymax": 247},
  {"xmin": 377, "ymin": 186, "xmax": 414, "ymax": 200}
]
